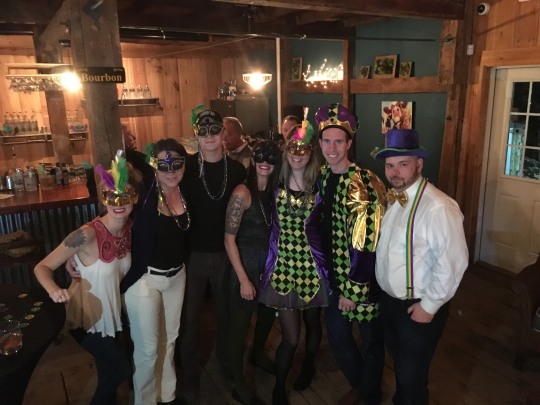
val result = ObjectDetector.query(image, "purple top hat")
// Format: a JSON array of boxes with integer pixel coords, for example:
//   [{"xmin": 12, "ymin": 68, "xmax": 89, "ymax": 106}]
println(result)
[{"xmin": 373, "ymin": 129, "xmax": 428, "ymax": 160}]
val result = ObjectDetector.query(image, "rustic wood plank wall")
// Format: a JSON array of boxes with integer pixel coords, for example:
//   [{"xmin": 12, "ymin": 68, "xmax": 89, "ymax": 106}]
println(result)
[
  {"xmin": 459, "ymin": 0, "xmax": 540, "ymax": 256},
  {"xmin": 0, "ymin": 36, "xmax": 273, "ymax": 169}
]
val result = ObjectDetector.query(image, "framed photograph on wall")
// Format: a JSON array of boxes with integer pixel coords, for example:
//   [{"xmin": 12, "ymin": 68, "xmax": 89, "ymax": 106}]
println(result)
[
  {"xmin": 358, "ymin": 65, "xmax": 371, "ymax": 79},
  {"xmin": 373, "ymin": 55, "xmax": 398, "ymax": 78},
  {"xmin": 399, "ymin": 61, "xmax": 413, "ymax": 77},
  {"xmin": 381, "ymin": 101, "xmax": 413, "ymax": 134},
  {"xmin": 291, "ymin": 57, "xmax": 303, "ymax": 81}
]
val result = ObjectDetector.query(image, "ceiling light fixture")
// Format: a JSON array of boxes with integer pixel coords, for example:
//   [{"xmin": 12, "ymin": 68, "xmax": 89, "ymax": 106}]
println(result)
[{"xmin": 242, "ymin": 72, "xmax": 272, "ymax": 90}]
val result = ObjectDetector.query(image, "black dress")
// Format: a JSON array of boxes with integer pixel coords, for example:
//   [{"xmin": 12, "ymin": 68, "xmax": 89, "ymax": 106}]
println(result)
[{"xmin": 230, "ymin": 191, "xmax": 271, "ymax": 311}]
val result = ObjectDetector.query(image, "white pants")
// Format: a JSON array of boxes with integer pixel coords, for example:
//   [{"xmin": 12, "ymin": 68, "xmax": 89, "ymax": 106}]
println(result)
[{"xmin": 123, "ymin": 266, "xmax": 186, "ymax": 405}]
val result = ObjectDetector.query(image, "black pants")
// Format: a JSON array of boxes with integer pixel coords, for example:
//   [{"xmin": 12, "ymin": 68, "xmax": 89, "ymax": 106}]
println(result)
[
  {"xmin": 71, "ymin": 329, "xmax": 129, "ymax": 405},
  {"xmin": 379, "ymin": 292, "xmax": 449, "ymax": 405},
  {"xmin": 325, "ymin": 293, "xmax": 385, "ymax": 405},
  {"xmin": 181, "ymin": 251, "xmax": 230, "ymax": 380}
]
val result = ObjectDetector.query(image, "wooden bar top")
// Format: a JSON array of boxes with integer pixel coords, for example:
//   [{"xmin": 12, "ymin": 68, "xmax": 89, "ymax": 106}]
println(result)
[{"xmin": 0, "ymin": 183, "xmax": 97, "ymax": 215}]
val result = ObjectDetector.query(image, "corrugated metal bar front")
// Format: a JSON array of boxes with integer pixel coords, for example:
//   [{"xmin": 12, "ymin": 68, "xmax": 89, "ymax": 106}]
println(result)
[{"xmin": 0, "ymin": 202, "xmax": 100, "ymax": 287}]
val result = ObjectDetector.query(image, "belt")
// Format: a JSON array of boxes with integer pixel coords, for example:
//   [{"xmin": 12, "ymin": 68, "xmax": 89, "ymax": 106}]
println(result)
[
  {"xmin": 147, "ymin": 264, "xmax": 184, "ymax": 277},
  {"xmin": 382, "ymin": 291, "xmax": 421, "ymax": 307}
]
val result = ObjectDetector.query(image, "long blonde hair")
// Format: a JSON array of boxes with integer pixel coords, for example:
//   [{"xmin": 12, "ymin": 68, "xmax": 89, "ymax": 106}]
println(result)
[{"xmin": 279, "ymin": 142, "xmax": 322, "ymax": 190}]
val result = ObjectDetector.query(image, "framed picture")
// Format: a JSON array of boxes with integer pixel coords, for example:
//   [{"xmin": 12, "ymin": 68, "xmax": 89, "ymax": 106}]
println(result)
[
  {"xmin": 381, "ymin": 101, "xmax": 413, "ymax": 134},
  {"xmin": 399, "ymin": 61, "xmax": 413, "ymax": 77},
  {"xmin": 373, "ymin": 55, "xmax": 398, "ymax": 78},
  {"xmin": 291, "ymin": 57, "xmax": 303, "ymax": 81},
  {"xmin": 358, "ymin": 65, "xmax": 371, "ymax": 79}
]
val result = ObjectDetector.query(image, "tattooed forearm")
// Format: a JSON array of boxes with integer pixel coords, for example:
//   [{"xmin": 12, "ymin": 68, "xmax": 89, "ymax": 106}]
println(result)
[
  {"xmin": 225, "ymin": 194, "xmax": 245, "ymax": 235},
  {"xmin": 64, "ymin": 229, "xmax": 86, "ymax": 248}
]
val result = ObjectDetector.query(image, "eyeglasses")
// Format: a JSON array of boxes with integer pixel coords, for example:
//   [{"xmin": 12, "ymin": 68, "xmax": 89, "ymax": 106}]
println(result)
[
  {"xmin": 287, "ymin": 141, "xmax": 312, "ymax": 156},
  {"xmin": 157, "ymin": 156, "xmax": 185, "ymax": 172},
  {"xmin": 102, "ymin": 190, "xmax": 138, "ymax": 207},
  {"xmin": 254, "ymin": 153, "xmax": 278, "ymax": 165},
  {"xmin": 196, "ymin": 124, "xmax": 223, "ymax": 137}
]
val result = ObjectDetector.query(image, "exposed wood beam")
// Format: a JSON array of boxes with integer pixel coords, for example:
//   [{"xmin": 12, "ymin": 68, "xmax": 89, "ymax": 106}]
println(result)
[
  {"xmin": 212, "ymin": 0, "xmax": 465, "ymax": 20},
  {"xmin": 295, "ymin": 12, "xmax": 335, "ymax": 26}
]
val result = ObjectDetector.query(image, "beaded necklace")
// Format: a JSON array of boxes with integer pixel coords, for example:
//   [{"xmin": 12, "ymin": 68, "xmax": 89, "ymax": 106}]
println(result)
[
  {"xmin": 158, "ymin": 184, "xmax": 191, "ymax": 231},
  {"xmin": 198, "ymin": 153, "xmax": 228, "ymax": 200},
  {"xmin": 285, "ymin": 169, "xmax": 313, "ymax": 218},
  {"xmin": 257, "ymin": 191, "xmax": 272, "ymax": 227}
]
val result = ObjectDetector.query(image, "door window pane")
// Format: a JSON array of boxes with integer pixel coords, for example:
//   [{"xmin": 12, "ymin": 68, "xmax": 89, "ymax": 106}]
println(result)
[
  {"xmin": 512, "ymin": 82, "xmax": 530, "ymax": 113},
  {"xmin": 505, "ymin": 82, "xmax": 540, "ymax": 181},
  {"xmin": 524, "ymin": 148, "xmax": 540, "ymax": 179},
  {"xmin": 531, "ymin": 82, "xmax": 540, "ymax": 113},
  {"xmin": 527, "ymin": 115, "xmax": 540, "ymax": 147}
]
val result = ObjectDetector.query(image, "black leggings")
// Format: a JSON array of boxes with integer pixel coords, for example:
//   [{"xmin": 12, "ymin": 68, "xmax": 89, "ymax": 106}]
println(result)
[{"xmin": 274, "ymin": 307, "xmax": 322, "ymax": 390}]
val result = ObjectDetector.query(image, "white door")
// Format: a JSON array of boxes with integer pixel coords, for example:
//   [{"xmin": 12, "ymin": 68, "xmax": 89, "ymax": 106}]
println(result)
[{"xmin": 479, "ymin": 67, "xmax": 540, "ymax": 273}]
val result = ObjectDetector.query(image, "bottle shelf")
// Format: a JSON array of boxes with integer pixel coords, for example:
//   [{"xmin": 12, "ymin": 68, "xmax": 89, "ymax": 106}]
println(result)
[
  {"xmin": 119, "ymin": 97, "xmax": 160, "ymax": 106},
  {"xmin": 0, "ymin": 132, "xmax": 88, "ymax": 145}
]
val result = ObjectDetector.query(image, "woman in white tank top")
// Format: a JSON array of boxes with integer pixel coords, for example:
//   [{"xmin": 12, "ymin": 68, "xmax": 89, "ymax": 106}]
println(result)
[{"xmin": 34, "ymin": 154, "xmax": 141, "ymax": 405}]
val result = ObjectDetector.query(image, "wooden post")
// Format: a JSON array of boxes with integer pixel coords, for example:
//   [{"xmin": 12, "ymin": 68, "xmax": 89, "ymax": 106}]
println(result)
[
  {"xmin": 34, "ymin": 2, "xmax": 73, "ymax": 165},
  {"xmin": 68, "ymin": 0, "xmax": 124, "ymax": 168}
]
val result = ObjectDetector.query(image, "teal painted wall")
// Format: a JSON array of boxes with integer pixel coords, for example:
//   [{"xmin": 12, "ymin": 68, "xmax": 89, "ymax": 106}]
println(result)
[{"xmin": 285, "ymin": 18, "xmax": 446, "ymax": 185}]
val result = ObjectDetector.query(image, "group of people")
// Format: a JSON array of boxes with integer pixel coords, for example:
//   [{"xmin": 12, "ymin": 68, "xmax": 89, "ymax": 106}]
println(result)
[{"xmin": 34, "ymin": 102, "xmax": 468, "ymax": 405}]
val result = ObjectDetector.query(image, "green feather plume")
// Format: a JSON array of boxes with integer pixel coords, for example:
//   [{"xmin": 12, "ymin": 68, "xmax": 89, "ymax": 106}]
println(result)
[
  {"xmin": 111, "ymin": 154, "xmax": 128, "ymax": 193},
  {"xmin": 190, "ymin": 104, "xmax": 206, "ymax": 127},
  {"xmin": 144, "ymin": 142, "xmax": 156, "ymax": 164}
]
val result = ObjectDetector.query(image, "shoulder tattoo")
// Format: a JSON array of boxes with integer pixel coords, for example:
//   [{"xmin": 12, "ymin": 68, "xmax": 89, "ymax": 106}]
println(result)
[
  {"xmin": 225, "ymin": 193, "xmax": 245, "ymax": 235},
  {"xmin": 63, "ymin": 229, "xmax": 86, "ymax": 248}
]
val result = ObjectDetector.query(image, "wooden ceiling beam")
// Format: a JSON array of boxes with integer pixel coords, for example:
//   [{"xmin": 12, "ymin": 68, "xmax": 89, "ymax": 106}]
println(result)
[{"xmin": 211, "ymin": 0, "xmax": 465, "ymax": 20}]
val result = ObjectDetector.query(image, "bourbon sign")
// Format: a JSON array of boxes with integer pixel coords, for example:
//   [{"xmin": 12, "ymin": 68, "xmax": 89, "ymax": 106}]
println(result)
[{"xmin": 77, "ymin": 67, "xmax": 126, "ymax": 83}]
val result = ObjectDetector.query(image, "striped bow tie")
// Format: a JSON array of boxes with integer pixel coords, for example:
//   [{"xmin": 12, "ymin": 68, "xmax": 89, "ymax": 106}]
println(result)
[{"xmin": 387, "ymin": 189, "xmax": 408, "ymax": 207}]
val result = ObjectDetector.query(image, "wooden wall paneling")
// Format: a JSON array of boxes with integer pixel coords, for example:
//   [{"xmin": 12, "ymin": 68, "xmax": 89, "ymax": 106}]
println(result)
[
  {"xmin": 485, "ymin": 0, "xmax": 516, "ymax": 51},
  {"xmin": 470, "ymin": 9, "xmax": 488, "ymax": 84},
  {"xmin": 220, "ymin": 57, "xmax": 237, "ymax": 87},
  {"xmin": 0, "ymin": 35, "xmax": 34, "ymax": 56},
  {"xmin": 513, "ymin": 0, "xmax": 539, "ymax": 48},
  {"xmin": 160, "ymin": 58, "xmax": 182, "ymax": 141}
]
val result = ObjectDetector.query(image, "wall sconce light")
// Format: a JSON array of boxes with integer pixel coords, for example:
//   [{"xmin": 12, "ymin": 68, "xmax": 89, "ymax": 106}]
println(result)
[
  {"xmin": 6, "ymin": 63, "xmax": 81, "ymax": 93},
  {"xmin": 242, "ymin": 72, "xmax": 272, "ymax": 91}
]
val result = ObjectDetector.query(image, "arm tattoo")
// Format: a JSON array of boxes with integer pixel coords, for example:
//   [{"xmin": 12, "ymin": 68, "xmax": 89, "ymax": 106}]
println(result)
[
  {"xmin": 225, "ymin": 194, "xmax": 245, "ymax": 235},
  {"xmin": 63, "ymin": 229, "xmax": 86, "ymax": 248}
]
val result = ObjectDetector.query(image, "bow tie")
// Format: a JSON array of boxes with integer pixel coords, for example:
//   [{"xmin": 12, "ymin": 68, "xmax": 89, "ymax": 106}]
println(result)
[{"xmin": 387, "ymin": 189, "xmax": 408, "ymax": 207}]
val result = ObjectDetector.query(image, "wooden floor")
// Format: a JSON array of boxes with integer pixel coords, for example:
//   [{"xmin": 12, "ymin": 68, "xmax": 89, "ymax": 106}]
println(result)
[{"xmin": 23, "ymin": 264, "xmax": 540, "ymax": 405}]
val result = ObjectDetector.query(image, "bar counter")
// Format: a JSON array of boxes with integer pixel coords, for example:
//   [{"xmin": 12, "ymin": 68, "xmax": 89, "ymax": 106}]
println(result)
[
  {"xmin": 0, "ymin": 183, "xmax": 96, "ymax": 215},
  {"xmin": 0, "ymin": 183, "xmax": 99, "ymax": 287}
]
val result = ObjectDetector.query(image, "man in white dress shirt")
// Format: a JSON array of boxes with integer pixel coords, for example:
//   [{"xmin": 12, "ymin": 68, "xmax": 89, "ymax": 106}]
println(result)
[{"xmin": 373, "ymin": 128, "xmax": 468, "ymax": 405}]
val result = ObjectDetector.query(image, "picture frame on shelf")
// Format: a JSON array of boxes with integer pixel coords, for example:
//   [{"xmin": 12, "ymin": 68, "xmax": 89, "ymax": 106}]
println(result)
[
  {"xmin": 358, "ymin": 65, "xmax": 371, "ymax": 79},
  {"xmin": 399, "ymin": 61, "xmax": 413, "ymax": 77},
  {"xmin": 373, "ymin": 55, "xmax": 398, "ymax": 78},
  {"xmin": 291, "ymin": 57, "xmax": 303, "ymax": 81}
]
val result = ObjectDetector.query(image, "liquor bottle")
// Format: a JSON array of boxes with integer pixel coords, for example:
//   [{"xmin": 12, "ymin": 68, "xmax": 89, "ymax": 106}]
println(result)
[
  {"xmin": 13, "ymin": 166, "xmax": 24, "ymax": 191},
  {"xmin": 143, "ymin": 84, "xmax": 152, "ymax": 99},
  {"xmin": 23, "ymin": 166, "xmax": 38, "ymax": 191},
  {"xmin": 121, "ymin": 85, "xmax": 128, "ymax": 102},
  {"xmin": 54, "ymin": 162, "xmax": 63, "ymax": 186},
  {"xmin": 129, "ymin": 84, "xmax": 136, "ymax": 99},
  {"xmin": 2, "ymin": 113, "xmax": 11, "ymax": 135},
  {"xmin": 137, "ymin": 84, "xmax": 144, "ymax": 99}
]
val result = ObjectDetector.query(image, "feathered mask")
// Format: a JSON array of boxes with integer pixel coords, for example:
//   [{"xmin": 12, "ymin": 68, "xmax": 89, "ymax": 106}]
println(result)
[
  {"xmin": 95, "ymin": 151, "xmax": 136, "ymax": 206},
  {"xmin": 287, "ymin": 107, "xmax": 314, "ymax": 156}
]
